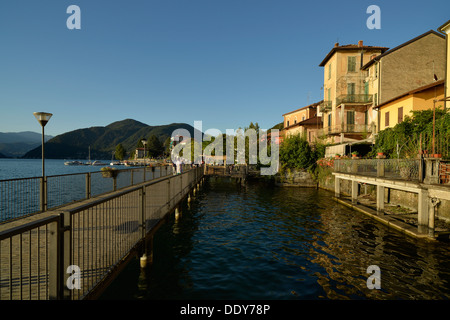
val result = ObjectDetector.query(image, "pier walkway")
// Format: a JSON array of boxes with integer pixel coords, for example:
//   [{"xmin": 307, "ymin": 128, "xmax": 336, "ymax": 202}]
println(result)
[
  {"xmin": 0, "ymin": 165, "xmax": 204, "ymax": 300},
  {"xmin": 333, "ymin": 158, "xmax": 450, "ymax": 240}
]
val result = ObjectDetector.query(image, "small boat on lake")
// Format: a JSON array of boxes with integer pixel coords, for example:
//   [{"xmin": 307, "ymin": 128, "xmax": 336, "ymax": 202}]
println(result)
[
  {"xmin": 64, "ymin": 161, "xmax": 84, "ymax": 166},
  {"xmin": 91, "ymin": 160, "xmax": 108, "ymax": 166}
]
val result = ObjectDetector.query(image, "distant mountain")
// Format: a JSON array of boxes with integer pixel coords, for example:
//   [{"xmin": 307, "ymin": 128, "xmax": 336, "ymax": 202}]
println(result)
[
  {"xmin": 22, "ymin": 119, "xmax": 203, "ymax": 160},
  {"xmin": 0, "ymin": 131, "xmax": 53, "ymax": 158}
]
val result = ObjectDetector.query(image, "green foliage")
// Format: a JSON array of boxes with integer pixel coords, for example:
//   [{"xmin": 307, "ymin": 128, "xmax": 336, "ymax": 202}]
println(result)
[
  {"xmin": 279, "ymin": 134, "xmax": 315, "ymax": 170},
  {"xmin": 371, "ymin": 107, "xmax": 450, "ymax": 159},
  {"xmin": 115, "ymin": 143, "xmax": 126, "ymax": 161}
]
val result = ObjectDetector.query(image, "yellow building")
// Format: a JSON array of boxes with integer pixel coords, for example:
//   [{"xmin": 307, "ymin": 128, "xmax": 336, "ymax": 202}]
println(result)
[
  {"xmin": 375, "ymin": 80, "xmax": 445, "ymax": 131},
  {"xmin": 438, "ymin": 20, "xmax": 450, "ymax": 108},
  {"xmin": 319, "ymin": 41, "xmax": 388, "ymax": 144},
  {"xmin": 282, "ymin": 101, "xmax": 322, "ymax": 143}
]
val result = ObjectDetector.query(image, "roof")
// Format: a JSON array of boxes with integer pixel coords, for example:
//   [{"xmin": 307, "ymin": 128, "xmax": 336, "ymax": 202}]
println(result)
[
  {"xmin": 361, "ymin": 30, "xmax": 445, "ymax": 70},
  {"xmin": 282, "ymin": 100, "xmax": 323, "ymax": 117},
  {"xmin": 319, "ymin": 43, "xmax": 389, "ymax": 67},
  {"xmin": 438, "ymin": 20, "xmax": 450, "ymax": 33},
  {"xmin": 283, "ymin": 116, "xmax": 322, "ymax": 130},
  {"xmin": 374, "ymin": 79, "xmax": 445, "ymax": 109}
]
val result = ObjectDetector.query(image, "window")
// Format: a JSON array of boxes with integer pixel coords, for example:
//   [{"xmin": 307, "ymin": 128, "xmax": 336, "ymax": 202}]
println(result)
[
  {"xmin": 374, "ymin": 93, "xmax": 378, "ymax": 106},
  {"xmin": 347, "ymin": 111, "xmax": 355, "ymax": 125},
  {"xmin": 328, "ymin": 63, "xmax": 332, "ymax": 80},
  {"xmin": 348, "ymin": 56, "xmax": 356, "ymax": 72},
  {"xmin": 398, "ymin": 107, "xmax": 403, "ymax": 124},
  {"xmin": 302, "ymin": 116, "xmax": 305, "ymax": 121},
  {"xmin": 328, "ymin": 113, "xmax": 332, "ymax": 130},
  {"xmin": 328, "ymin": 88, "xmax": 331, "ymax": 101},
  {"xmin": 347, "ymin": 83, "xmax": 356, "ymax": 102},
  {"xmin": 348, "ymin": 83, "xmax": 356, "ymax": 95},
  {"xmin": 287, "ymin": 120, "xmax": 290, "ymax": 127},
  {"xmin": 385, "ymin": 112, "xmax": 389, "ymax": 127},
  {"xmin": 375, "ymin": 63, "xmax": 378, "ymax": 78},
  {"xmin": 365, "ymin": 110, "xmax": 368, "ymax": 125}
]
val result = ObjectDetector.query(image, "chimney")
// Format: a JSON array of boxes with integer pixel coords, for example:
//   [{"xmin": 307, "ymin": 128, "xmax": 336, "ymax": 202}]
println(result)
[
  {"xmin": 334, "ymin": 42, "xmax": 339, "ymax": 47},
  {"xmin": 358, "ymin": 40, "xmax": 363, "ymax": 47}
]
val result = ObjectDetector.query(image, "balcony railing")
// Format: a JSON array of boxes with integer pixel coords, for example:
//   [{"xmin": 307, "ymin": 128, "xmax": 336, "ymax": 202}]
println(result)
[
  {"xmin": 319, "ymin": 100, "xmax": 332, "ymax": 112},
  {"xmin": 336, "ymin": 94, "xmax": 372, "ymax": 106},
  {"xmin": 322, "ymin": 124, "xmax": 371, "ymax": 136}
]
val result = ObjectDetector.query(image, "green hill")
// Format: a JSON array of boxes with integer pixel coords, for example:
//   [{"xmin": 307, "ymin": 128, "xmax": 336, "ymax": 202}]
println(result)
[{"xmin": 22, "ymin": 119, "xmax": 203, "ymax": 160}]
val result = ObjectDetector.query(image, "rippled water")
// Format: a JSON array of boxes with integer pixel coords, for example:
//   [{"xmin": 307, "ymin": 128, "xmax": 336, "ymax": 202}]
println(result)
[{"xmin": 101, "ymin": 177, "xmax": 450, "ymax": 300}]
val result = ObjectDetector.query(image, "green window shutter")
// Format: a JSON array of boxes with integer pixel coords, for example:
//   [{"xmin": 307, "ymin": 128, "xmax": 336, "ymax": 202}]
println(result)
[
  {"xmin": 347, "ymin": 111, "xmax": 355, "ymax": 125},
  {"xmin": 348, "ymin": 56, "xmax": 356, "ymax": 72}
]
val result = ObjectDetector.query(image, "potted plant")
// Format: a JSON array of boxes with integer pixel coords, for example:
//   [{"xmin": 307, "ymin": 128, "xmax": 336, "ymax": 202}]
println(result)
[
  {"xmin": 335, "ymin": 154, "xmax": 341, "ymax": 159},
  {"xmin": 351, "ymin": 151, "xmax": 359, "ymax": 158},
  {"xmin": 101, "ymin": 166, "xmax": 119, "ymax": 178}
]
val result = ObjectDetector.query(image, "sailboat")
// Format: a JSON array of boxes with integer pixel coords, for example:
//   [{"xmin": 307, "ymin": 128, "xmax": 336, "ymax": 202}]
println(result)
[{"xmin": 85, "ymin": 146, "xmax": 92, "ymax": 165}]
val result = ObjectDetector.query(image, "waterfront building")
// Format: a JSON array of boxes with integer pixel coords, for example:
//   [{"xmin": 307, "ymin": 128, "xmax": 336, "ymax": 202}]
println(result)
[
  {"xmin": 438, "ymin": 20, "xmax": 450, "ymax": 109},
  {"xmin": 374, "ymin": 80, "xmax": 445, "ymax": 131},
  {"xmin": 281, "ymin": 100, "xmax": 323, "ymax": 144},
  {"xmin": 319, "ymin": 40, "xmax": 389, "ymax": 145},
  {"xmin": 361, "ymin": 30, "xmax": 446, "ymax": 132}
]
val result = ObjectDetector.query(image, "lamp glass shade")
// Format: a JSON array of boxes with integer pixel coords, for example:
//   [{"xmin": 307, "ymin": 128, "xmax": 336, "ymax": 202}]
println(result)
[{"xmin": 33, "ymin": 112, "xmax": 53, "ymax": 127}]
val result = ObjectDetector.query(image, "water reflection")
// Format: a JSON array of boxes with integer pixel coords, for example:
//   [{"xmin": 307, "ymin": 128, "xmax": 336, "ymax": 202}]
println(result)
[{"xmin": 101, "ymin": 178, "xmax": 450, "ymax": 300}]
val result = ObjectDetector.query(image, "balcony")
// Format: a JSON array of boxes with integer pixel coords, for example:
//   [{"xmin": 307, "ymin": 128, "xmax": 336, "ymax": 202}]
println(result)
[
  {"xmin": 336, "ymin": 94, "xmax": 372, "ymax": 106},
  {"xmin": 321, "ymin": 124, "xmax": 371, "ymax": 136},
  {"xmin": 319, "ymin": 100, "xmax": 332, "ymax": 113}
]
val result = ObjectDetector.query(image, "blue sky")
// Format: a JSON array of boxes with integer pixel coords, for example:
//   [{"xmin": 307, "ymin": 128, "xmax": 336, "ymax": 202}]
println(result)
[{"xmin": 0, "ymin": 0, "xmax": 449, "ymax": 137}]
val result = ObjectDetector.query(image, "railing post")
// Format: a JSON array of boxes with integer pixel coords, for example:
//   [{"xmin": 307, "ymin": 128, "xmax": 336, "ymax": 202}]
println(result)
[
  {"xmin": 139, "ymin": 187, "xmax": 146, "ymax": 239},
  {"xmin": 130, "ymin": 169, "xmax": 134, "ymax": 186},
  {"xmin": 61, "ymin": 211, "xmax": 72, "ymax": 300},
  {"xmin": 377, "ymin": 160, "xmax": 385, "ymax": 178},
  {"xmin": 85, "ymin": 173, "xmax": 91, "ymax": 199},
  {"xmin": 39, "ymin": 177, "xmax": 48, "ymax": 212},
  {"xmin": 48, "ymin": 216, "xmax": 61, "ymax": 300},
  {"xmin": 167, "ymin": 178, "xmax": 171, "ymax": 210}
]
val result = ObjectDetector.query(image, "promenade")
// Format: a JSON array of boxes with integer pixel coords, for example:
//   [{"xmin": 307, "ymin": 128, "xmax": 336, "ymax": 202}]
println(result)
[{"xmin": 0, "ymin": 165, "xmax": 204, "ymax": 300}]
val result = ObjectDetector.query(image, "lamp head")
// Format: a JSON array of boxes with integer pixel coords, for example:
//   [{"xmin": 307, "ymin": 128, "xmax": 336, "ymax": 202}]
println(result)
[{"xmin": 33, "ymin": 112, "xmax": 53, "ymax": 127}]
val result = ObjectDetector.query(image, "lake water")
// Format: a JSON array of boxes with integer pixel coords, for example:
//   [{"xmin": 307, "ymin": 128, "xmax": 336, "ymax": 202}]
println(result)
[
  {"xmin": 0, "ymin": 158, "xmax": 110, "ymax": 180},
  {"xmin": 0, "ymin": 158, "xmax": 162, "ymax": 222},
  {"xmin": 100, "ymin": 178, "xmax": 450, "ymax": 300}
]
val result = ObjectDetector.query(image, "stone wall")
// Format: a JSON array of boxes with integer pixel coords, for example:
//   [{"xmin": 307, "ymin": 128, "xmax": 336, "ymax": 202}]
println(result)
[{"xmin": 275, "ymin": 168, "xmax": 317, "ymax": 188}]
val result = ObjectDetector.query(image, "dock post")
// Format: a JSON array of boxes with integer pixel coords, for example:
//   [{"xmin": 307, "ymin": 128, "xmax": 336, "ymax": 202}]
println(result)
[
  {"xmin": 335, "ymin": 176, "xmax": 341, "ymax": 198},
  {"xmin": 351, "ymin": 180, "xmax": 358, "ymax": 204},
  {"xmin": 376, "ymin": 185, "xmax": 385, "ymax": 213},
  {"xmin": 417, "ymin": 189, "xmax": 429, "ymax": 228},
  {"xmin": 429, "ymin": 198, "xmax": 440, "ymax": 238}
]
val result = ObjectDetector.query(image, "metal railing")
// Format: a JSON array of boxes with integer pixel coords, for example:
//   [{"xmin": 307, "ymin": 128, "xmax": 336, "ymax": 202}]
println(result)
[
  {"xmin": 335, "ymin": 94, "xmax": 372, "ymax": 105},
  {"xmin": 0, "ymin": 165, "xmax": 176, "ymax": 224},
  {"xmin": 334, "ymin": 158, "xmax": 421, "ymax": 181},
  {"xmin": 322, "ymin": 124, "xmax": 371, "ymax": 136},
  {"xmin": 0, "ymin": 166, "xmax": 203, "ymax": 300}
]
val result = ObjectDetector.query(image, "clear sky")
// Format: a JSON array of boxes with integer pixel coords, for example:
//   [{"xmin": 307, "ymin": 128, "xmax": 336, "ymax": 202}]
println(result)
[{"xmin": 0, "ymin": 0, "xmax": 449, "ymax": 137}]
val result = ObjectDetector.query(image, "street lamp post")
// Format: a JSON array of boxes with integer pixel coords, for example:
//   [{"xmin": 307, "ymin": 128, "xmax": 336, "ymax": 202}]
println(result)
[{"xmin": 33, "ymin": 112, "xmax": 52, "ymax": 211}]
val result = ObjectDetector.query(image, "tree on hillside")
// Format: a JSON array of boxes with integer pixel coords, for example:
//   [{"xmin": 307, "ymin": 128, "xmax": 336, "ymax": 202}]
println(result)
[
  {"xmin": 115, "ymin": 143, "xmax": 126, "ymax": 161},
  {"xmin": 147, "ymin": 134, "xmax": 164, "ymax": 158}
]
